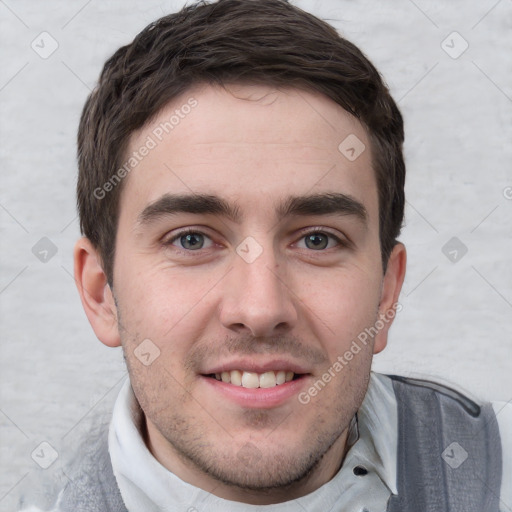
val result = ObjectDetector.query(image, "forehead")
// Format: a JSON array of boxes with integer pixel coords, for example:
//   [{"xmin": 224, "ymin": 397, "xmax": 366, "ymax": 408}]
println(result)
[{"xmin": 120, "ymin": 83, "xmax": 377, "ymax": 225}]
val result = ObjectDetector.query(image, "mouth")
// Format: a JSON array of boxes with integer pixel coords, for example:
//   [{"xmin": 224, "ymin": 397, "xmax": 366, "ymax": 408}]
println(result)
[
  {"xmin": 199, "ymin": 359, "xmax": 311, "ymax": 408},
  {"xmin": 200, "ymin": 362, "xmax": 310, "ymax": 408},
  {"xmin": 204, "ymin": 369, "xmax": 305, "ymax": 389}
]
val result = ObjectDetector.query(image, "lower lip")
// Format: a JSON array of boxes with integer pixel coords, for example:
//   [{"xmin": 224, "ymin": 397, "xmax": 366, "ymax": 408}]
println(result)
[{"xmin": 200, "ymin": 375, "xmax": 309, "ymax": 409}]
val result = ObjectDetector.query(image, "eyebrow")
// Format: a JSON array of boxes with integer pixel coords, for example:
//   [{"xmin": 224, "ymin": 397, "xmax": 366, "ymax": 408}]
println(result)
[{"xmin": 137, "ymin": 192, "xmax": 368, "ymax": 226}]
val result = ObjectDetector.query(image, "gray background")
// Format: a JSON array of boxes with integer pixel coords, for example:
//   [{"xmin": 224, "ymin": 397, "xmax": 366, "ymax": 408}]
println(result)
[{"xmin": 1, "ymin": 0, "xmax": 511, "ymax": 509}]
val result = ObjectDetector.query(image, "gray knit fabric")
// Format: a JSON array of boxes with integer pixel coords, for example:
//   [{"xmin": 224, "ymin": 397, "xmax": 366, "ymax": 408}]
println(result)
[{"xmin": 387, "ymin": 375, "xmax": 502, "ymax": 512}]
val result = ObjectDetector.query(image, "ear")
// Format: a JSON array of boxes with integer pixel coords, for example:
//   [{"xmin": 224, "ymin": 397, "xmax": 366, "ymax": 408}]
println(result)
[
  {"xmin": 373, "ymin": 242, "xmax": 407, "ymax": 354},
  {"xmin": 73, "ymin": 237, "xmax": 121, "ymax": 347}
]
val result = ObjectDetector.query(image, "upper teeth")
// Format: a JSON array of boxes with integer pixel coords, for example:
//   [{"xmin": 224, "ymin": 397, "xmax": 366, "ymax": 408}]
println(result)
[{"xmin": 214, "ymin": 370, "xmax": 295, "ymax": 388}]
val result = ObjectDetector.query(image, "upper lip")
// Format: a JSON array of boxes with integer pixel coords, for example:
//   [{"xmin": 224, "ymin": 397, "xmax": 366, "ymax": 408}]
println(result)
[{"xmin": 201, "ymin": 358, "xmax": 310, "ymax": 375}]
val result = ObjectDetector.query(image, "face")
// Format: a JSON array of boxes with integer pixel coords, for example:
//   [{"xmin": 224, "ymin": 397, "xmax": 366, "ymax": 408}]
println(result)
[{"xmin": 84, "ymin": 84, "xmax": 404, "ymax": 503}]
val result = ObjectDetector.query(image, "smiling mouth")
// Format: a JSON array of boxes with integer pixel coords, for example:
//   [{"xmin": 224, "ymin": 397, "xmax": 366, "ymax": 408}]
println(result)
[{"xmin": 204, "ymin": 370, "xmax": 305, "ymax": 389}]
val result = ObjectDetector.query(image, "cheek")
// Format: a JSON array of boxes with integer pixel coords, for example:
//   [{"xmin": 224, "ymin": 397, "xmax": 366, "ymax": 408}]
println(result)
[
  {"xmin": 298, "ymin": 266, "xmax": 381, "ymax": 342},
  {"xmin": 114, "ymin": 260, "xmax": 218, "ymax": 352}
]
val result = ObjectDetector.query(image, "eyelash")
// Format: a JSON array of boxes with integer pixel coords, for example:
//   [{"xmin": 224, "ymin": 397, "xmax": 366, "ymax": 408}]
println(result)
[{"xmin": 163, "ymin": 227, "xmax": 347, "ymax": 253}]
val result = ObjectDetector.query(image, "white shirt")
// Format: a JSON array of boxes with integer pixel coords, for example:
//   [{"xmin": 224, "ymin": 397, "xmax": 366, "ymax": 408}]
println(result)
[{"xmin": 108, "ymin": 372, "xmax": 512, "ymax": 512}]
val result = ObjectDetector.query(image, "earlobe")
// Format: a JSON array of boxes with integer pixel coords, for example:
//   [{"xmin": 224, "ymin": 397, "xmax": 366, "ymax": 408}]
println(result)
[
  {"xmin": 73, "ymin": 237, "xmax": 121, "ymax": 347},
  {"xmin": 373, "ymin": 243, "xmax": 407, "ymax": 354}
]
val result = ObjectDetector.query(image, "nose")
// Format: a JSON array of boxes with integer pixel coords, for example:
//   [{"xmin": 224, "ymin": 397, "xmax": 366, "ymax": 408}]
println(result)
[{"xmin": 219, "ymin": 245, "xmax": 298, "ymax": 338}]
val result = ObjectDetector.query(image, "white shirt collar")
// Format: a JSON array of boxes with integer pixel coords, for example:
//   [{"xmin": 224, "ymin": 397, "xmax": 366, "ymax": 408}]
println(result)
[{"xmin": 109, "ymin": 371, "xmax": 398, "ymax": 511}]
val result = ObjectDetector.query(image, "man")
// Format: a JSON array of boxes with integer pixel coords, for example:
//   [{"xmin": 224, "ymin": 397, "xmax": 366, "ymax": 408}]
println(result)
[{"xmin": 23, "ymin": 0, "xmax": 511, "ymax": 510}]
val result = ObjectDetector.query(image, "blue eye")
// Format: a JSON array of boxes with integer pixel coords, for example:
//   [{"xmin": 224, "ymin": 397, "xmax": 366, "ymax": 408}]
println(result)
[
  {"xmin": 298, "ymin": 230, "xmax": 341, "ymax": 251},
  {"xmin": 168, "ymin": 230, "xmax": 213, "ymax": 251},
  {"xmin": 165, "ymin": 228, "xmax": 344, "ymax": 254},
  {"xmin": 305, "ymin": 233, "xmax": 328, "ymax": 250},
  {"xmin": 180, "ymin": 233, "xmax": 204, "ymax": 250}
]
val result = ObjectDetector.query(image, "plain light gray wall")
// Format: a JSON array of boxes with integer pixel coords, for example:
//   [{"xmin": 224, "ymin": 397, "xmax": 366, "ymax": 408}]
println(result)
[{"xmin": 1, "ymin": 0, "xmax": 511, "ymax": 508}]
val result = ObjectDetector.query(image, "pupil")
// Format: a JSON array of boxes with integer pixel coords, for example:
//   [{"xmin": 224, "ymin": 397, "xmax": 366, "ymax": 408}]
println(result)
[
  {"xmin": 307, "ymin": 234, "xmax": 327, "ymax": 250},
  {"xmin": 182, "ymin": 233, "xmax": 203, "ymax": 249}
]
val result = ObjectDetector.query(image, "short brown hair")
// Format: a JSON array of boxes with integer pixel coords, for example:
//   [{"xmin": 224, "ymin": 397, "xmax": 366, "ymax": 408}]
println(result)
[{"xmin": 77, "ymin": 0, "xmax": 405, "ymax": 285}]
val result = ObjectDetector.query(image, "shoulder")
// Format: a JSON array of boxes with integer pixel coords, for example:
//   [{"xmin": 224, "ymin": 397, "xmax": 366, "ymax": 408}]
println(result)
[
  {"xmin": 18, "ymin": 407, "xmax": 124, "ymax": 512},
  {"xmin": 385, "ymin": 372, "xmax": 483, "ymax": 414},
  {"xmin": 492, "ymin": 400, "xmax": 512, "ymax": 511},
  {"xmin": 377, "ymin": 372, "xmax": 510, "ymax": 512}
]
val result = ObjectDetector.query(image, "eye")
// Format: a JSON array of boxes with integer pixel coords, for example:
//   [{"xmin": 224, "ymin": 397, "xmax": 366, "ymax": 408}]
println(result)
[
  {"xmin": 166, "ymin": 229, "xmax": 214, "ymax": 251},
  {"xmin": 296, "ymin": 230, "xmax": 342, "ymax": 251}
]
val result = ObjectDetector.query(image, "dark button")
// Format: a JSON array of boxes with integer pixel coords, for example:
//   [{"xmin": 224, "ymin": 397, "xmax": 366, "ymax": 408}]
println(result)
[{"xmin": 353, "ymin": 465, "xmax": 368, "ymax": 476}]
